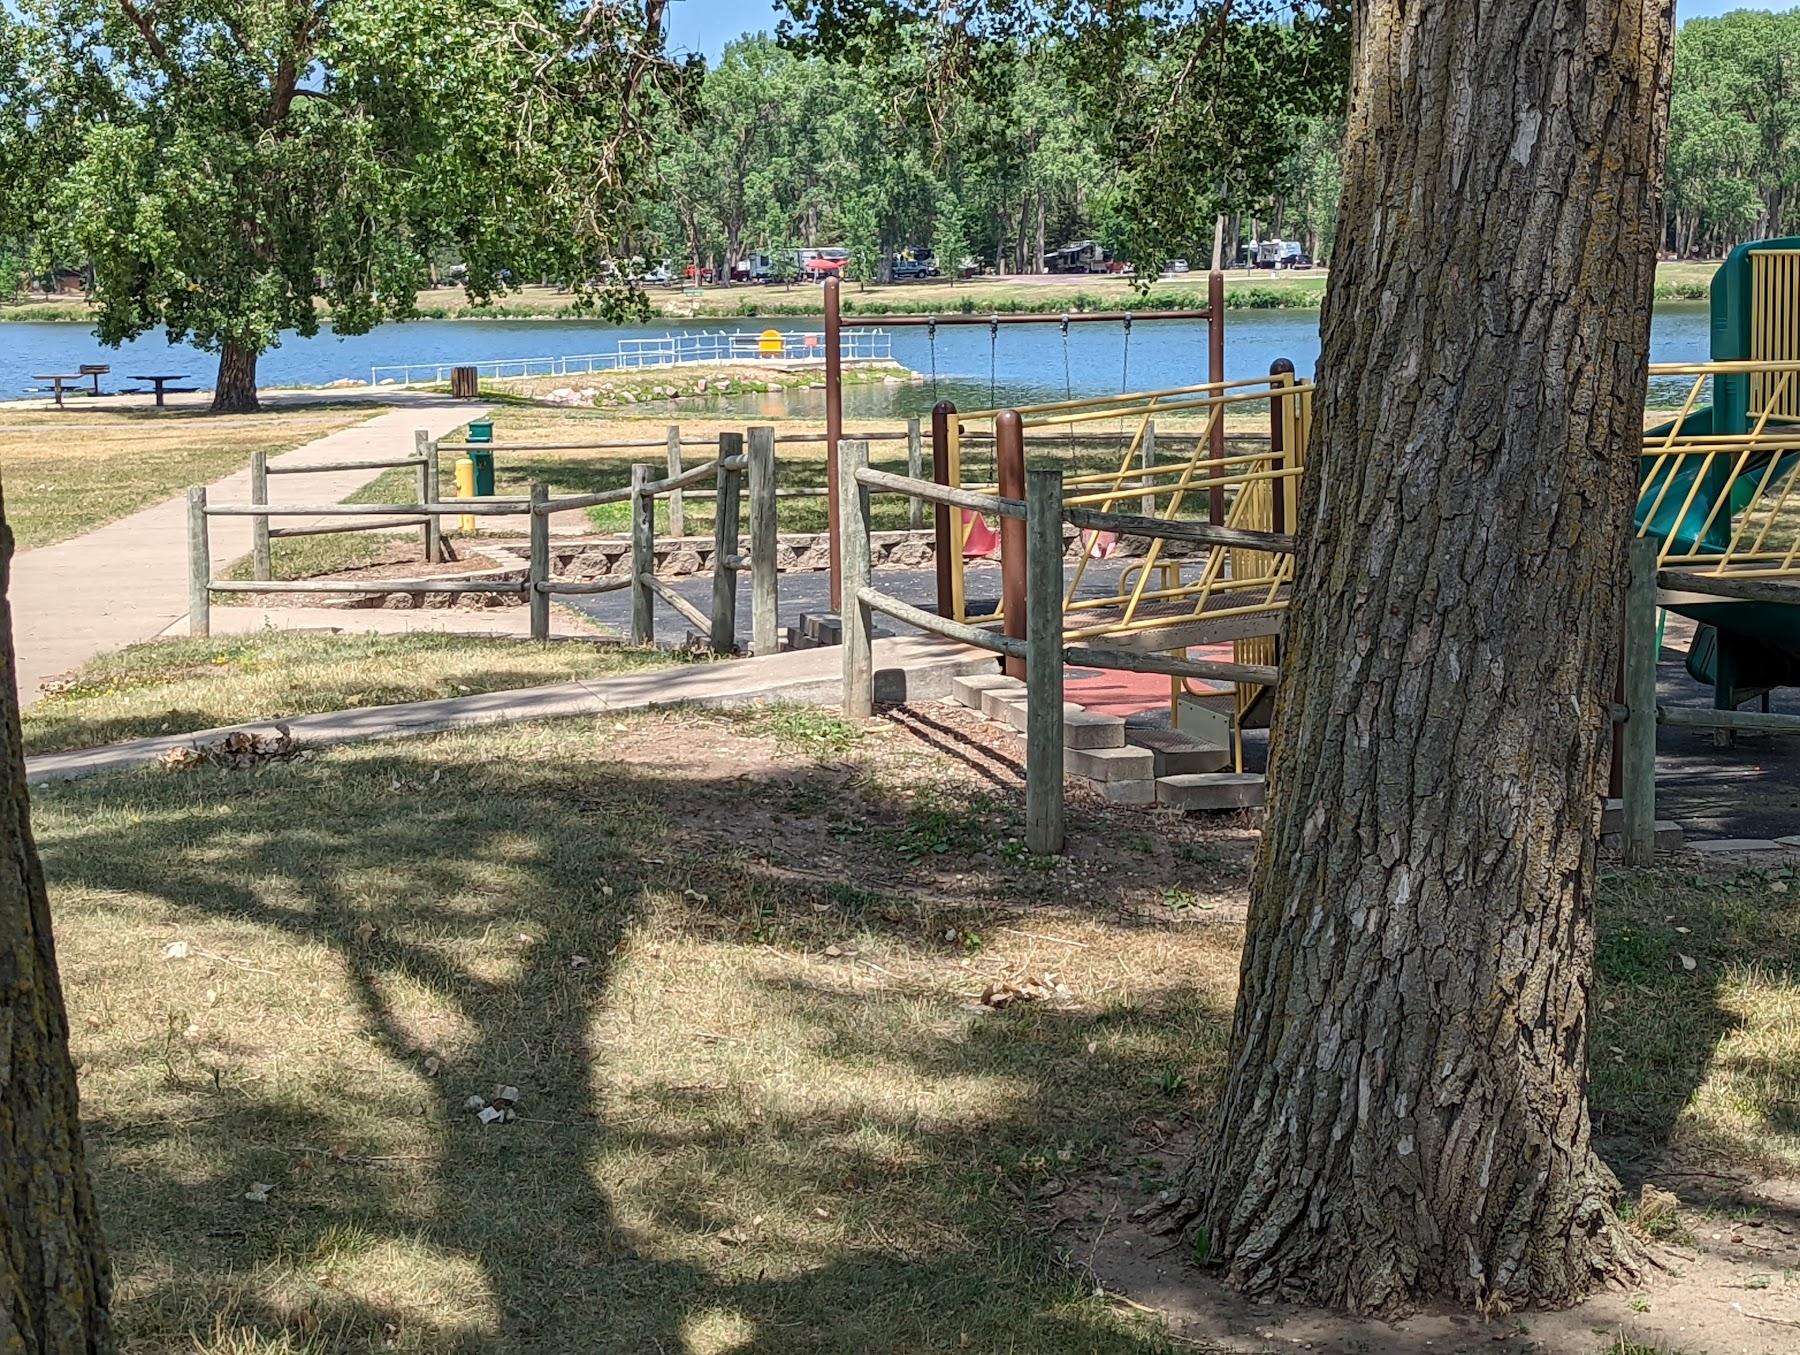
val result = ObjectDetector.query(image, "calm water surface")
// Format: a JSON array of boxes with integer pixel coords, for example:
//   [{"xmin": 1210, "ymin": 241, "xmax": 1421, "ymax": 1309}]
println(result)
[{"xmin": 1, "ymin": 304, "xmax": 1713, "ymax": 415}]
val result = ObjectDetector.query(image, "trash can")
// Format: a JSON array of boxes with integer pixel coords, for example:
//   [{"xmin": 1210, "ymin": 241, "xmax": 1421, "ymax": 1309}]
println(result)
[
  {"xmin": 451, "ymin": 366, "xmax": 480, "ymax": 398},
  {"xmin": 467, "ymin": 417, "xmax": 494, "ymax": 444},
  {"xmin": 467, "ymin": 447, "xmax": 496, "ymax": 497}
]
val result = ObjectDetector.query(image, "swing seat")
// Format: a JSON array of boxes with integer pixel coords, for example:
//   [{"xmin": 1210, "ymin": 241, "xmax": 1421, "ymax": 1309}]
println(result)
[
  {"xmin": 962, "ymin": 510, "xmax": 1001, "ymax": 558},
  {"xmin": 1081, "ymin": 529, "xmax": 1121, "ymax": 559}
]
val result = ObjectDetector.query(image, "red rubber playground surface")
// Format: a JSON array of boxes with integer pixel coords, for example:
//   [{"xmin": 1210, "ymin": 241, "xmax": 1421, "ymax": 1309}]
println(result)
[{"xmin": 1063, "ymin": 642, "xmax": 1237, "ymax": 720}]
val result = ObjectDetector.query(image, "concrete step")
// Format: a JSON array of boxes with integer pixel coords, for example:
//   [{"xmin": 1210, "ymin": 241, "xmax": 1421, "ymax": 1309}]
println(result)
[
  {"xmin": 979, "ymin": 678, "xmax": 1029, "ymax": 721},
  {"xmin": 1601, "ymin": 821, "xmax": 1685, "ymax": 854},
  {"xmin": 1067, "ymin": 744, "xmax": 1155, "ymax": 783},
  {"xmin": 1127, "ymin": 726, "xmax": 1229, "ymax": 776},
  {"xmin": 1064, "ymin": 709, "xmax": 1126, "ymax": 750},
  {"xmin": 1099, "ymin": 778, "xmax": 1157, "ymax": 805},
  {"xmin": 1156, "ymin": 772, "xmax": 1266, "ymax": 812},
  {"xmin": 949, "ymin": 671, "xmax": 1016, "ymax": 710}
]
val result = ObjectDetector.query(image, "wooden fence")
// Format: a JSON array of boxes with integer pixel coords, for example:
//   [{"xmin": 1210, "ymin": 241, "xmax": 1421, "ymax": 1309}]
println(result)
[
  {"xmin": 837, "ymin": 438, "xmax": 1291, "ymax": 853},
  {"xmin": 187, "ymin": 429, "xmax": 782, "ymax": 653}
]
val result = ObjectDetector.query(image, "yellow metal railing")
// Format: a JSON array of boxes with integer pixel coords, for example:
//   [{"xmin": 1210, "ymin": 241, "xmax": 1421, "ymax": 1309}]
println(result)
[
  {"xmin": 1635, "ymin": 358, "xmax": 1800, "ymax": 577},
  {"xmin": 1752, "ymin": 250, "xmax": 1800, "ymax": 420},
  {"xmin": 946, "ymin": 374, "xmax": 1314, "ymax": 643}
]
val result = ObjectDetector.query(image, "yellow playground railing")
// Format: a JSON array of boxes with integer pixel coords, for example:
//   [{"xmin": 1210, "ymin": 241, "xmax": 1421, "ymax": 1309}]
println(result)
[
  {"xmin": 1635, "ymin": 358, "xmax": 1800, "ymax": 578},
  {"xmin": 945, "ymin": 373, "xmax": 1315, "ymax": 645}
]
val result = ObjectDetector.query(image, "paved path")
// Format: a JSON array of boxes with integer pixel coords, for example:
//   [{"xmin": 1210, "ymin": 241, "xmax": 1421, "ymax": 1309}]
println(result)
[
  {"xmin": 9, "ymin": 397, "xmax": 485, "ymax": 702},
  {"xmin": 24, "ymin": 635, "xmax": 991, "ymax": 784}
]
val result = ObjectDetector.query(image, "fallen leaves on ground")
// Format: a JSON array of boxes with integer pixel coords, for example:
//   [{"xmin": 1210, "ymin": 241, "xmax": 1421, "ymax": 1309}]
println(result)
[
  {"xmin": 977, "ymin": 971, "xmax": 1074, "ymax": 1010},
  {"xmin": 160, "ymin": 725, "xmax": 305, "ymax": 772}
]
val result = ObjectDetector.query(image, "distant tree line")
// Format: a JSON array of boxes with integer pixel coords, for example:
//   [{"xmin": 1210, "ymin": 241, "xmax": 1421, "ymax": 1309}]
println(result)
[
  {"xmin": 640, "ymin": 32, "xmax": 1345, "ymax": 282},
  {"xmin": 1666, "ymin": 8, "xmax": 1800, "ymax": 257}
]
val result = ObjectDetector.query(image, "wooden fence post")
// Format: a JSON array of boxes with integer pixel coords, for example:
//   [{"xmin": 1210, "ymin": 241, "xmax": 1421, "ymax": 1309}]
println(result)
[
  {"xmin": 711, "ymin": 432, "xmax": 744, "ymax": 654},
  {"xmin": 250, "ymin": 450, "xmax": 271, "ymax": 581},
  {"xmin": 748, "ymin": 425, "xmax": 779, "ymax": 655},
  {"xmin": 529, "ymin": 483, "xmax": 550, "ymax": 640},
  {"xmin": 630, "ymin": 465, "xmax": 655, "ymax": 646},
  {"xmin": 1025, "ymin": 466, "xmax": 1065, "ymax": 854},
  {"xmin": 666, "ymin": 425, "xmax": 686, "ymax": 539},
  {"xmin": 840, "ymin": 439, "xmax": 873, "ymax": 718},
  {"xmin": 424, "ymin": 437, "xmax": 443, "ymax": 562},
  {"xmin": 906, "ymin": 415, "xmax": 924, "ymax": 530},
  {"xmin": 187, "ymin": 486, "xmax": 211, "ymax": 638},
  {"xmin": 416, "ymin": 430, "xmax": 437, "ymax": 564},
  {"xmin": 1140, "ymin": 420, "xmax": 1157, "ymax": 517},
  {"xmin": 1623, "ymin": 536, "xmax": 1658, "ymax": 865}
]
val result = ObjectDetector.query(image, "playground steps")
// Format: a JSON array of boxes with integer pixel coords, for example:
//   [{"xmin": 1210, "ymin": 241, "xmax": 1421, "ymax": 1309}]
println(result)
[
  {"xmin": 1599, "ymin": 797, "xmax": 1685, "ymax": 854},
  {"xmin": 947, "ymin": 672, "xmax": 1259, "ymax": 813}
]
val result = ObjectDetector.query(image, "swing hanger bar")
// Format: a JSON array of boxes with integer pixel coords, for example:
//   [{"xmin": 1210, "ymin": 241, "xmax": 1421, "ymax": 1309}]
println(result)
[{"xmin": 837, "ymin": 308, "xmax": 1216, "ymax": 329}]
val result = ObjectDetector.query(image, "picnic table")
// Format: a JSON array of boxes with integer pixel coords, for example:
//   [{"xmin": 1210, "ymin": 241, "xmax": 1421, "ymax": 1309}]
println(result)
[
  {"xmin": 129, "ymin": 374, "xmax": 190, "ymax": 408},
  {"xmin": 30, "ymin": 374, "xmax": 86, "ymax": 409}
]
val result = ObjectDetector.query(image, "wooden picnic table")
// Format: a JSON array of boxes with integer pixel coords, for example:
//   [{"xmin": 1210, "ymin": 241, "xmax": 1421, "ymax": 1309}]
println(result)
[
  {"xmin": 31, "ymin": 374, "xmax": 86, "ymax": 409},
  {"xmin": 129, "ymin": 374, "xmax": 190, "ymax": 408}
]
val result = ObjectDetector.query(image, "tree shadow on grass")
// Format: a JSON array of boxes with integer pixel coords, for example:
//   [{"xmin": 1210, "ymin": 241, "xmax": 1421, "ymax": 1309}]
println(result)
[{"xmin": 36, "ymin": 726, "xmax": 1227, "ymax": 1352}]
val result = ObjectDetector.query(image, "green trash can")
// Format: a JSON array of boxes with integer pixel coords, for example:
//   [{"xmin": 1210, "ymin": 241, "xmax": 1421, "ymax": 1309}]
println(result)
[
  {"xmin": 467, "ymin": 417, "xmax": 494, "ymax": 444},
  {"xmin": 467, "ymin": 447, "xmax": 496, "ymax": 497}
]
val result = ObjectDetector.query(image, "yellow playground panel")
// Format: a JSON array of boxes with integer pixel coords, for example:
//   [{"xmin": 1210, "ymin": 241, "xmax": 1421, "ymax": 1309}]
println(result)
[
  {"xmin": 945, "ymin": 373, "xmax": 1314, "ymax": 759},
  {"xmin": 1635, "ymin": 359, "xmax": 1800, "ymax": 577}
]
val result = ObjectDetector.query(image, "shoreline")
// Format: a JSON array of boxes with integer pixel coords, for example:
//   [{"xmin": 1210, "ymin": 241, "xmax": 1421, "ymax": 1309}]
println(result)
[{"xmin": 1, "ymin": 271, "xmax": 1717, "ymax": 326}]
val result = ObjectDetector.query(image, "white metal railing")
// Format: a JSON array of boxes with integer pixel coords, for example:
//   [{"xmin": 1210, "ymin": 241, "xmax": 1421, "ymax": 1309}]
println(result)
[{"xmin": 368, "ymin": 328, "xmax": 893, "ymax": 386}]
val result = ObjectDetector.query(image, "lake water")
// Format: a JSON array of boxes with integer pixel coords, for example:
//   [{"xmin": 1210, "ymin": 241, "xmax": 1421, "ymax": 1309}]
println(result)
[{"xmin": 1, "ymin": 304, "xmax": 1714, "ymax": 415}]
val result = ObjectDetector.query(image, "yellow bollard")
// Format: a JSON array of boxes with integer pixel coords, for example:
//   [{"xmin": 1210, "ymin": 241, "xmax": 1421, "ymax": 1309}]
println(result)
[{"xmin": 455, "ymin": 456, "xmax": 476, "ymax": 534}]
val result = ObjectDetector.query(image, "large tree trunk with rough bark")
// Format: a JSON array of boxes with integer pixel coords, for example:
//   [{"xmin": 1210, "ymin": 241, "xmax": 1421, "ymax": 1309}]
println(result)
[
  {"xmin": 211, "ymin": 341, "xmax": 260, "ymax": 413},
  {"xmin": 0, "ymin": 494, "xmax": 113, "ymax": 1350},
  {"xmin": 1178, "ymin": 0, "xmax": 1673, "ymax": 1317}
]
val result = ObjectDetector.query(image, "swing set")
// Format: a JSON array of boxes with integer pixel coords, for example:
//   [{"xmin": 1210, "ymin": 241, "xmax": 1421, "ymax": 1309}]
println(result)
[{"xmin": 819, "ymin": 271, "xmax": 1229, "ymax": 610}]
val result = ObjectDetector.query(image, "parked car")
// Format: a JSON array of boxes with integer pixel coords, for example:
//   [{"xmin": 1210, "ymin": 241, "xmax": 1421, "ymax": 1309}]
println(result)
[
  {"xmin": 1049, "ymin": 240, "xmax": 1108, "ymax": 274},
  {"xmin": 1164, "ymin": 258, "xmax": 1190, "ymax": 274},
  {"xmin": 891, "ymin": 249, "xmax": 938, "ymax": 280}
]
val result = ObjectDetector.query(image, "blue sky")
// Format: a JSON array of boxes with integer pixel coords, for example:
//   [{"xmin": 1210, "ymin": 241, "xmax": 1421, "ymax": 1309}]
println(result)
[{"xmin": 664, "ymin": 0, "xmax": 1793, "ymax": 63}]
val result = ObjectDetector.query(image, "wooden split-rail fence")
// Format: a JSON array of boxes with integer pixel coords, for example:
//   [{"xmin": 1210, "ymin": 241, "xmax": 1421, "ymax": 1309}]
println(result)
[{"xmin": 187, "ymin": 429, "xmax": 805, "ymax": 654}]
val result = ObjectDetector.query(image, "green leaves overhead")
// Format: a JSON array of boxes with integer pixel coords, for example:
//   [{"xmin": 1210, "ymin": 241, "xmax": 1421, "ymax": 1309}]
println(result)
[{"xmin": 5, "ymin": 0, "xmax": 693, "ymax": 402}]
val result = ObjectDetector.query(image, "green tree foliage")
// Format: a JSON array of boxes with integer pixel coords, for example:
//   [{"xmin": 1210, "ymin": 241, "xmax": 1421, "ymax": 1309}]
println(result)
[
  {"xmin": 1667, "ymin": 8, "xmax": 1800, "ymax": 256},
  {"xmin": 4, "ymin": 0, "xmax": 691, "ymax": 409}
]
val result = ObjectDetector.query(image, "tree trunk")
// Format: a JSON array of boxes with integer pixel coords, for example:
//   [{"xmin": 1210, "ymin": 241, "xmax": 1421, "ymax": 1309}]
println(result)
[
  {"xmin": 0, "ymin": 494, "xmax": 114, "ymax": 1351},
  {"xmin": 1034, "ymin": 194, "xmax": 1046, "ymax": 273},
  {"xmin": 1179, "ymin": 0, "xmax": 1671, "ymax": 1316},
  {"xmin": 211, "ymin": 341, "xmax": 259, "ymax": 414}
]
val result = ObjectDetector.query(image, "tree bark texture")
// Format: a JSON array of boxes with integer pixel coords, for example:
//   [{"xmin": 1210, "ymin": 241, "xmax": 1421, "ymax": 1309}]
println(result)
[
  {"xmin": 1189, "ymin": 0, "xmax": 1672, "ymax": 1316},
  {"xmin": 0, "ymin": 493, "xmax": 114, "ymax": 1350},
  {"xmin": 211, "ymin": 341, "xmax": 260, "ymax": 414}
]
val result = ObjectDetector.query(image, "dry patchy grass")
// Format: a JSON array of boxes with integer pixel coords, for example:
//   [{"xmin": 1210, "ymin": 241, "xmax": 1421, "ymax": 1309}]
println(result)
[
  {"xmin": 42, "ymin": 706, "xmax": 1251, "ymax": 1352},
  {"xmin": 25, "ymin": 632, "xmax": 687, "ymax": 754},
  {"xmin": 0, "ymin": 405, "xmax": 375, "ymax": 548},
  {"xmin": 35, "ymin": 697, "xmax": 1796, "ymax": 1352}
]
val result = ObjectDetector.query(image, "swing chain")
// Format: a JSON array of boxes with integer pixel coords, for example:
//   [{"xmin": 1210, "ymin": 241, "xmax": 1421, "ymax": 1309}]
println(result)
[{"xmin": 926, "ymin": 316, "xmax": 937, "ymax": 400}]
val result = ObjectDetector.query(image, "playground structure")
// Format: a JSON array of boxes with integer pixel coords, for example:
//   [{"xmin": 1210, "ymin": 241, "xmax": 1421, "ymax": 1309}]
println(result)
[{"xmin": 834, "ymin": 237, "xmax": 1800, "ymax": 854}]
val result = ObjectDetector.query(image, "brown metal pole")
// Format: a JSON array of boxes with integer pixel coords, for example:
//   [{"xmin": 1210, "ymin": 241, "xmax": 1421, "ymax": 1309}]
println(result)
[
  {"xmin": 996, "ymin": 409, "xmax": 1028, "ymax": 680},
  {"xmin": 825, "ymin": 274, "xmax": 843, "ymax": 611},
  {"xmin": 931, "ymin": 400, "xmax": 957, "ymax": 617},
  {"xmin": 1208, "ymin": 268, "xmax": 1227, "ymax": 525},
  {"xmin": 1268, "ymin": 357, "xmax": 1295, "ymax": 535}
]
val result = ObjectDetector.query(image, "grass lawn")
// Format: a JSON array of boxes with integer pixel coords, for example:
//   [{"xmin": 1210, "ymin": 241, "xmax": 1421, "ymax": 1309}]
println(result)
[
  {"xmin": 25, "ymin": 632, "xmax": 687, "ymax": 754},
  {"xmin": 31, "ymin": 698, "xmax": 1800, "ymax": 1351},
  {"xmin": 0, "ymin": 405, "xmax": 376, "ymax": 549},
  {"xmin": 41, "ymin": 707, "xmax": 1243, "ymax": 1352}
]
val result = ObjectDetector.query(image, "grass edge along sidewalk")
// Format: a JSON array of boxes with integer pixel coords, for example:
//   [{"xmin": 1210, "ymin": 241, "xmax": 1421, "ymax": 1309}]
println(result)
[{"xmin": 25, "ymin": 634, "xmax": 994, "ymax": 783}]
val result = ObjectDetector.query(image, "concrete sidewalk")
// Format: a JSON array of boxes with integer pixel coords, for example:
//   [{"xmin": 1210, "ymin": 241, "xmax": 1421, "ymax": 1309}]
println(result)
[
  {"xmin": 10, "ymin": 397, "xmax": 485, "ymax": 701},
  {"xmin": 25, "ymin": 635, "xmax": 994, "ymax": 784}
]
